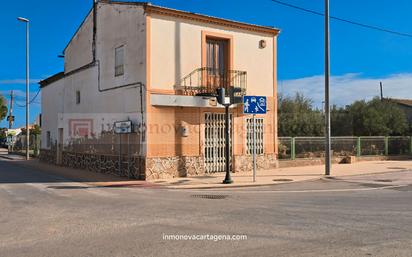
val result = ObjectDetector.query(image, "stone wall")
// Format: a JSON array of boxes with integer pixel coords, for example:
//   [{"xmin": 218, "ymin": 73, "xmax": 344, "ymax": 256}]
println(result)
[
  {"xmin": 39, "ymin": 148, "xmax": 57, "ymax": 164},
  {"xmin": 62, "ymin": 151, "xmax": 146, "ymax": 179},
  {"xmin": 145, "ymin": 154, "xmax": 279, "ymax": 180},
  {"xmin": 145, "ymin": 156, "xmax": 204, "ymax": 180},
  {"xmin": 233, "ymin": 153, "xmax": 278, "ymax": 173}
]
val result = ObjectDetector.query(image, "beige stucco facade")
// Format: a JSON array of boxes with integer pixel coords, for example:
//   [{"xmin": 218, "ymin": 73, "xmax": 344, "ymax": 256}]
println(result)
[{"xmin": 40, "ymin": 1, "xmax": 279, "ymax": 180}]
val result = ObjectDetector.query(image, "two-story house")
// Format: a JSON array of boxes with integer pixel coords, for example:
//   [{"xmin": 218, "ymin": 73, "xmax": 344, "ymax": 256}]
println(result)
[{"xmin": 40, "ymin": 1, "xmax": 280, "ymax": 180}]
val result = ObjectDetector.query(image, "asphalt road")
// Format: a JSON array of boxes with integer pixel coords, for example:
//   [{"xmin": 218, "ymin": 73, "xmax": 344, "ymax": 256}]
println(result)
[{"xmin": 1, "ymin": 159, "xmax": 412, "ymax": 257}]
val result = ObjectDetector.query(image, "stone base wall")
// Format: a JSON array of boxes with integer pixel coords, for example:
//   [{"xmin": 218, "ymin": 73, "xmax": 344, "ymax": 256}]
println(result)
[
  {"xmin": 146, "ymin": 156, "xmax": 204, "ymax": 180},
  {"xmin": 62, "ymin": 151, "xmax": 146, "ymax": 179},
  {"xmin": 145, "ymin": 154, "xmax": 278, "ymax": 180},
  {"xmin": 39, "ymin": 148, "xmax": 57, "ymax": 164},
  {"xmin": 41, "ymin": 151, "xmax": 282, "ymax": 180},
  {"xmin": 233, "ymin": 153, "xmax": 278, "ymax": 173}
]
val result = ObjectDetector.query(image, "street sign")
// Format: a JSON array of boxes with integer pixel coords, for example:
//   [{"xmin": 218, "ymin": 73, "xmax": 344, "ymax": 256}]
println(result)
[
  {"xmin": 243, "ymin": 96, "xmax": 267, "ymax": 114},
  {"xmin": 114, "ymin": 121, "xmax": 132, "ymax": 134},
  {"xmin": 243, "ymin": 95, "xmax": 267, "ymax": 183}
]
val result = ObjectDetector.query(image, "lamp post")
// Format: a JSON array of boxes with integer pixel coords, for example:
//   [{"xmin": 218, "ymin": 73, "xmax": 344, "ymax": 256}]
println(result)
[
  {"xmin": 17, "ymin": 17, "xmax": 30, "ymax": 160},
  {"xmin": 324, "ymin": 1, "xmax": 331, "ymax": 176}
]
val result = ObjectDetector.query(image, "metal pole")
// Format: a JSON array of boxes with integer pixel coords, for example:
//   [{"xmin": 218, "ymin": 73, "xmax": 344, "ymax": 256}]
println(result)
[
  {"xmin": 253, "ymin": 114, "xmax": 256, "ymax": 182},
  {"xmin": 223, "ymin": 105, "xmax": 233, "ymax": 184},
  {"xmin": 18, "ymin": 17, "xmax": 30, "ymax": 160},
  {"xmin": 324, "ymin": 0, "xmax": 331, "ymax": 176},
  {"xmin": 9, "ymin": 90, "xmax": 14, "ymax": 129},
  {"xmin": 380, "ymin": 82, "xmax": 384, "ymax": 100},
  {"xmin": 119, "ymin": 134, "xmax": 122, "ymax": 175},
  {"xmin": 127, "ymin": 133, "xmax": 130, "ymax": 178}
]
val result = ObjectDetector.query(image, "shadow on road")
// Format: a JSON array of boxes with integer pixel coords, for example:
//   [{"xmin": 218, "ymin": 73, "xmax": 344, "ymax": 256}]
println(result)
[{"xmin": 0, "ymin": 158, "xmax": 134, "ymax": 184}]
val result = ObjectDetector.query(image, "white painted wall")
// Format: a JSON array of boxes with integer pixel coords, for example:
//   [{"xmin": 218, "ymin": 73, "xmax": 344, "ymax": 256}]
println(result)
[
  {"xmin": 64, "ymin": 10, "xmax": 94, "ymax": 73},
  {"xmin": 42, "ymin": 3, "xmax": 147, "ymax": 155},
  {"xmin": 96, "ymin": 2, "xmax": 147, "ymax": 91},
  {"xmin": 150, "ymin": 14, "xmax": 276, "ymax": 96},
  {"xmin": 41, "ymin": 79, "xmax": 64, "ymax": 149}
]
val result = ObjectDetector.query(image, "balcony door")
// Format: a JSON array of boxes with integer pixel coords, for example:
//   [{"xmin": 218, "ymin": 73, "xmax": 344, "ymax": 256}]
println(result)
[{"xmin": 205, "ymin": 38, "xmax": 229, "ymax": 90}]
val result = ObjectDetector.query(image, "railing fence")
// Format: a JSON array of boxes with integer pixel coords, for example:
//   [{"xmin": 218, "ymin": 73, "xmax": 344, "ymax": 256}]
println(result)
[{"xmin": 278, "ymin": 136, "xmax": 412, "ymax": 160}]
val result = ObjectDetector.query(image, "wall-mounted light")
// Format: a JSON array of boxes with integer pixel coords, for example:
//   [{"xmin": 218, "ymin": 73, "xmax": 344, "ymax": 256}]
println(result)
[{"xmin": 259, "ymin": 40, "xmax": 267, "ymax": 49}]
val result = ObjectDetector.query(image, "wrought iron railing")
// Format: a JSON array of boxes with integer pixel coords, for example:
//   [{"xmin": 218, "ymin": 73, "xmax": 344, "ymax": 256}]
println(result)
[{"xmin": 174, "ymin": 67, "xmax": 247, "ymax": 96}]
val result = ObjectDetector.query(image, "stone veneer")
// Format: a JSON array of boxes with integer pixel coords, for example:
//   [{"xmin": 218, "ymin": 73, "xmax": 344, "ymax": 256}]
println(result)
[
  {"xmin": 39, "ymin": 148, "xmax": 57, "ymax": 164},
  {"xmin": 40, "ymin": 149, "xmax": 145, "ymax": 179},
  {"xmin": 145, "ymin": 154, "xmax": 279, "ymax": 180},
  {"xmin": 62, "ymin": 151, "xmax": 146, "ymax": 179},
  {"xmin": 145, "ymin": 156, "xmax": 204, "ymax": 180},
  {"xmin": 41, "ymin": 150, "xmax": 279, "ymax": 180},
  {"xmin": 233, "ymin": 153, "xmax": 278, "ymax": 173}
]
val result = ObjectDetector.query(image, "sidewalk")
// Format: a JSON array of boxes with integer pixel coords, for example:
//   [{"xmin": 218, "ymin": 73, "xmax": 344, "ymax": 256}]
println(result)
[
  {"xmin": 150, "ymin": 160, "xmax": 412, "ymax": 189},
  {"xmin": 0, "ymin": 148, "xmax": 27, "ymax": 161},
  {"xmin": 2, "ymin": 149, "xmax": 412, "ymax": 189}
]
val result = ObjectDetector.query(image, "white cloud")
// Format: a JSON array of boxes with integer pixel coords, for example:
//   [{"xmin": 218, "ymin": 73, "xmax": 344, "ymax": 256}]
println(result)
[
  {"xmin": 0, "ymin": 79, "xmax": 40, "ymax": 85},
  {"xmin": 279, "ymin": 73, "xmax": 412, "ymax": 108}
]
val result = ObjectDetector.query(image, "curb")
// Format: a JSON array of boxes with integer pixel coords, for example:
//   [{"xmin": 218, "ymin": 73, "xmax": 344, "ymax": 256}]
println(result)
[
  {"xmin": 0, "ymin": 155, "xmax": 15, "ymax": 160},
  {"xmin": 321, "ymin": 169, "xmax": 412, "ymax": 181},
  {"xmin": 164, "ymin": 177, "xmax": 322, "ymax": 190}
]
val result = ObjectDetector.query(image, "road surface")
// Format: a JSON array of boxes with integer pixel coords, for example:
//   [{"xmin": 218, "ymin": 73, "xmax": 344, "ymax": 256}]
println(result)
[{"xmin": 1, "ymin": 158, "xmax": 412, "ymax": 257}]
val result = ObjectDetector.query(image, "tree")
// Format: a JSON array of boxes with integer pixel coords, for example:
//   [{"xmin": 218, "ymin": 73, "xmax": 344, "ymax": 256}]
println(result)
[
  {"xmin": 0, "ymin": 128, "xmax": 6, "ymax": 141},
  {"xmin": 331, "ymin": 105, "xmax": 354, "ymax": 136},
  {"xmin": 278, "ymin": 93, "xmax": 324, "ymax": 137},
  {"xmin": 20, "ymin": 125, "xmax": 41, "ymax": 136},
  {"xmin": 0, "ymin": 95, "xmax": 8, "ymax": 121},
  {"xmin": 331, "ymin": 98, "xmax": 408, "ymax": 136}
]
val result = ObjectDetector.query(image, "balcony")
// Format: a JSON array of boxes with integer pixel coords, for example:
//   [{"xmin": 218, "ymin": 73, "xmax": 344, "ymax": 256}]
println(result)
[{"xmin": 174, "ymin": 67, "xmax": 247, "ymax": 97}]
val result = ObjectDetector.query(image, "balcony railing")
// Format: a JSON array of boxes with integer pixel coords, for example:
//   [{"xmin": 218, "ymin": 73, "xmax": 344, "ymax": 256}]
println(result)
[{"xmin": 174, "ymin": 67, "xmax": 247, "ymax": 96}]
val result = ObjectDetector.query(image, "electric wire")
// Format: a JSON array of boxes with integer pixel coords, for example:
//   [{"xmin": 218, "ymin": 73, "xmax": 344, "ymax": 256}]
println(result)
[{"xmin": 270, "ymin": 0, "xmax": 412, "ymax": 38}]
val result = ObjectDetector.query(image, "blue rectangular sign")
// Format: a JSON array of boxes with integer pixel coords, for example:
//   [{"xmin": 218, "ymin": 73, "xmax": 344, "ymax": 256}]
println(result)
[{"xmin": 243, "ymin": 96, "xmax": 267, "ymax": 114}]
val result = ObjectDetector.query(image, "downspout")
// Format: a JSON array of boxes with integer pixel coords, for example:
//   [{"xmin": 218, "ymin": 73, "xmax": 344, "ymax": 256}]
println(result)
[{"xmin": 92, "ymin": 0, "xmax": 97, "ymax": 62}]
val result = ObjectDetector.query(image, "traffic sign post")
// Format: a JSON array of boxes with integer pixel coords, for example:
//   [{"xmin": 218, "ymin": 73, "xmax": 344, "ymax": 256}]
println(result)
[
  {"xmin": 243, "ymin": 96, "xmax": 267, "ymax": 182},
  {"xmin": 252, "ymin": 114, "xmax": 256, "ymax": 182},
  {"xmin": 114, "ymin": 121, "xmax": 133, "ymax": 176}
]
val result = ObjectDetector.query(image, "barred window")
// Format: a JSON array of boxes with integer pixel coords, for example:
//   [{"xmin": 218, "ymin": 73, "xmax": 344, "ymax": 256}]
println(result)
[
  {"xmin": 246, "ymin": 118, "xmax": 264, "ymax": 155},
  {"xmin": 115, "ymin": 46, "xmax": 124, "ymax": 77}
]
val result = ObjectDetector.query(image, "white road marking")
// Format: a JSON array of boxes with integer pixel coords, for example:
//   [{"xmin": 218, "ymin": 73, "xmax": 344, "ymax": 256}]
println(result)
[{"xmin": 179, "ymin": 184, "xmax": 408, "ymax": 194}]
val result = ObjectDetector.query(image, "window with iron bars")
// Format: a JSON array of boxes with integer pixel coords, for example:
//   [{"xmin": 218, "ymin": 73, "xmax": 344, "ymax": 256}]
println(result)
[{"xmin": 246, "ymin": 118, "xmax": 264, "ymax": 155}]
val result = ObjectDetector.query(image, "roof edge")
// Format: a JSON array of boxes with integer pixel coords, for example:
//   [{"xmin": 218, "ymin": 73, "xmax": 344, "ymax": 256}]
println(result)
[
  {"xmin": 107, "ymin": 1, "xmax": 280, "ymax": 35},
  {"xmin": 39, "ymin": 72, "xmax": 65, "ymax": 88},
  {"xmin": 145, "ymin": 5, "xmax": 280, "ymax": 36}
]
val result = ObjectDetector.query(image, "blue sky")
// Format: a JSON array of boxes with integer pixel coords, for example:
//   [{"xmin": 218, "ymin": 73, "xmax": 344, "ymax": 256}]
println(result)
[{"xmin": 1, "ymin": 0, "xmax": 412, "ymax": 127}]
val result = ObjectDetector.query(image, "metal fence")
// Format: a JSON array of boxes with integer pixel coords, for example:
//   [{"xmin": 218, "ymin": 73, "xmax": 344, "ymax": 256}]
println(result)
[
  {"xmin": 64, "ymin": 132, "xmax": 143, "ymax": 156},
  {"xmin": 278, "ymin": 136, "xmax": 412, "ymax": 160},
  {"xmin": 9, "ymin": 134, "xmax": 41, "ymax": 157}
]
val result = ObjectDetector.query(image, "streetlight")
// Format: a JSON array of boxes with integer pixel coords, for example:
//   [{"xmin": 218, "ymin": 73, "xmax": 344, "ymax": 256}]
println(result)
[
  {"xmin": 17, "ymin": 16, "xmax": 30, "ymax": 160},
  {"xmin": 324, "ymin": 1, "xmax": 331, "ymax": 176}
]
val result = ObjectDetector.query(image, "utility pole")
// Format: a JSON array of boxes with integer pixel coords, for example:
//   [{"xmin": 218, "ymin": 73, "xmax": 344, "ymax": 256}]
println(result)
[
  {"xmin": 17, "ymin": 17, "xmax": 30, "ymax": 160},
  {"xmin": 8, "ymin": 91, "xmax": 14, "ymax": 129},
  {"xmin": 380, "ymin": 82, "xmax": 384, "ymax": 100},
  {"xmin": 324, "ymin": 0, "xmax": 331, "ymax": 176}
]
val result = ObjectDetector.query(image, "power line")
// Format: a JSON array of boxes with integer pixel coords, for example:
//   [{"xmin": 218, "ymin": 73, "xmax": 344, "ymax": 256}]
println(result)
[
  {"xmin": 270, "ymin": 0, "xmax": 412, "ymax": 38},
  {"xmin": 14, "ymin": 88, "xmax": 41, "ymax": 107}
]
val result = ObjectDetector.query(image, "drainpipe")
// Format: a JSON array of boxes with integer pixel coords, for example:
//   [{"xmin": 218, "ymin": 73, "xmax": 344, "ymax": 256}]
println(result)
[{"xmin": 92, "ymin": 0, "xmax": 97, "ymax": 62}]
